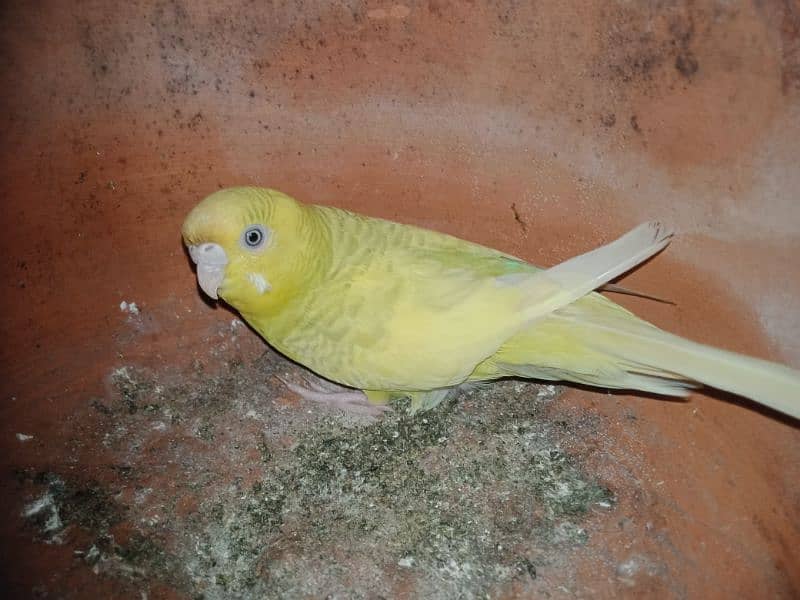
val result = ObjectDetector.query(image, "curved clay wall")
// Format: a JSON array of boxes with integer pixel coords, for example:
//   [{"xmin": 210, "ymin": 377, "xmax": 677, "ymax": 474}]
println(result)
[{"xmin": 1, "ymin": 2, "xmax": 798, "ymax": 598}]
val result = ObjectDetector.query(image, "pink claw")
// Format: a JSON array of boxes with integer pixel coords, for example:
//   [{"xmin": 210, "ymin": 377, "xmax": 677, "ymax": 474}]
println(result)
[{"xmin": 275, "ymin": 375, "xmax": 390, "ymax": 418}]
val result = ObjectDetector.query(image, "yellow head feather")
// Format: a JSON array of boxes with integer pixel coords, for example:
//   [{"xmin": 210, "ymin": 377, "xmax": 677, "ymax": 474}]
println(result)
[{"xmin": 181, "ymin": 187, "xmax": 325, "ymax": 316}]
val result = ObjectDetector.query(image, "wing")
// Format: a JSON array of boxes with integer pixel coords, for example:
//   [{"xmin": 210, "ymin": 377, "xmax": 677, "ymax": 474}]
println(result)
[{"xmin": 517, "ymin": 221, "xmax": 672, "ymax": 321}]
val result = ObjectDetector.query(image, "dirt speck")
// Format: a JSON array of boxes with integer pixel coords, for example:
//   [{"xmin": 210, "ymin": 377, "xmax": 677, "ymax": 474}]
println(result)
[
  {"xmin": 675, "ymin": 51, "xmax": 699, "ymax": 78},
  {"xmin": 510, "ymin": 203, "xmax": 527, "ymax": 232},
  {"xmin": 600, "ymin": 113, "xmax": 617, "ymax": 127}
]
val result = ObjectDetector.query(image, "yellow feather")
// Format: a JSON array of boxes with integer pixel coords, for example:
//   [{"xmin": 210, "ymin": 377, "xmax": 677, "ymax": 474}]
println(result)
[{"xmin": 182, "ymin": 187, "xmax": 800, "ymax": 420}]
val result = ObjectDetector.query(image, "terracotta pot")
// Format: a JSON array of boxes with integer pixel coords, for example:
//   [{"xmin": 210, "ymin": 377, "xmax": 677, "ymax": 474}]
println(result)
[{"xmin": 1, "ymin": 2, "xmax": 798, "ymax": 597}]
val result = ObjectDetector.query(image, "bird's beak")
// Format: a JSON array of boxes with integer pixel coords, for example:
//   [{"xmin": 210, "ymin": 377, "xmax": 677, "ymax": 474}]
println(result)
[{"xmin": 188, "ymin": 243, "xmax": 228, "ymax": 300}]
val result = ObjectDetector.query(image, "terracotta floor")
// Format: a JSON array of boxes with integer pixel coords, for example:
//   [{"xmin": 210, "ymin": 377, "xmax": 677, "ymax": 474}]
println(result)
[{"xmin": 1, "ymin": 1, "xmax": 799, "ymax": 598}]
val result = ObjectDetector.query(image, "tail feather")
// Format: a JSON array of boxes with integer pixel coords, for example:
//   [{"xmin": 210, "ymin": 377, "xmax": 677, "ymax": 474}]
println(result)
[
  {"xmin": 557, "ymin": 310, "xmax": 800, "ymax": 419},
  {"xmin": 486, "ymin": 294, "xmax": 800, "ymax": 420},
  {"xmin": 500, "ymin": 361, "xmax": 698, "ymax": 397}
]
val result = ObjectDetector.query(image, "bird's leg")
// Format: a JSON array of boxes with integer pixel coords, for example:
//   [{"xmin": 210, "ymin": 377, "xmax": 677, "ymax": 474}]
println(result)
[
  {"xmin": 301, "ymin": 376, "xmax": 347, "ymax": 394},
  {"xmin": 276, "ymin": 374, "xmax": 390, "ymax": 418}
]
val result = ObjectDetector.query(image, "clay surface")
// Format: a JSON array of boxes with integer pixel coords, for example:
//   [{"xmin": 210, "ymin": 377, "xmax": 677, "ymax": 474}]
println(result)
[{"xmin": 1, "ymin": 1, "xmax": 798, "ymax": 598}]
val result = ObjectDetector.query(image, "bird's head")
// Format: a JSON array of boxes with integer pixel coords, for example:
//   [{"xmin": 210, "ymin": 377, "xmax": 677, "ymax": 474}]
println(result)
[{"xmin": 181, "ymin": 187, "xmax": 317, "ymax": 312}]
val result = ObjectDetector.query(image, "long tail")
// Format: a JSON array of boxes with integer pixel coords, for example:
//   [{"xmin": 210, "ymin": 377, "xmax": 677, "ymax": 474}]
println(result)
[
  {"xmin": 486, "ymin": 220, "xmax": 799, "ymax": 419},
  {"xmin": 490, "ymin": 296, "xmax": 800, "ymax": 420},
  {"xmin": 576, "ymin": 312, "xmax": 800, "ymax": 419}
]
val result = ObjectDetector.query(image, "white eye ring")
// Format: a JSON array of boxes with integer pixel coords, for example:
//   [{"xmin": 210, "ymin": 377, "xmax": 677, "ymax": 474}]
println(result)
[{"xmin": 241, "ymin": 225, "xmax": 268, "ymax": 249}]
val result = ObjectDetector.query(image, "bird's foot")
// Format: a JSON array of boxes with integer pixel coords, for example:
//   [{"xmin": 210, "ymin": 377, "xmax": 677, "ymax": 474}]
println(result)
[{"xmin": 276, "ymin": 374, "xmax": 390, "ymax": 418}]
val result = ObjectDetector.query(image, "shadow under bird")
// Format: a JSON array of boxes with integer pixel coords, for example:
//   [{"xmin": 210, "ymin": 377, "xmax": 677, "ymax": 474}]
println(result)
[{"xmin": 181, "ymin": 187, "xmax": 800, "ymax": 419}]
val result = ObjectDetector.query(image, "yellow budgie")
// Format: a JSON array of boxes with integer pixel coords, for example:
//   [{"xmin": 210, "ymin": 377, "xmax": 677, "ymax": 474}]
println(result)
[{"xmin": 181, "ymin": 187, "xmax": 800, "ymax": 419}]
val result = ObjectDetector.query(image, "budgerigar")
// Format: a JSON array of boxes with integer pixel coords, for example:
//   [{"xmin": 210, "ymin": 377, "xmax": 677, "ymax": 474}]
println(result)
[{"xmin": 181, "ymin": 187, "xmax": 800, "ymax": 419}]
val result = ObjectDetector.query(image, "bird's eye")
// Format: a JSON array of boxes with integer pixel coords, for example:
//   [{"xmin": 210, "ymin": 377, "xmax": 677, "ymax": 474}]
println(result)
[{"xmin": 241, "ymin": 225, "xmax": 268, "ymax": 249}]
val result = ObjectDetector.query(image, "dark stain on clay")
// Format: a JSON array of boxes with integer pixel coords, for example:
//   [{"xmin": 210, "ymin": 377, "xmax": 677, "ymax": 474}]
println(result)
[
  {"xmin": 511, "ymin": 202, "xmax": 528, "ymax": 232},
  {"xmin": 777, "ymin": 0, "xmax": 800, "ymax": 93},
  {"xmin": 600, "ymin": 113, "xmax": 617, "ymax": 127},
  {"xmin": 597, "ymin": 6, "xmax": 704, "ymax": 88},
  {"xmin": 674, "ymin": 51, "xmax": 699, "ymax": 78}
]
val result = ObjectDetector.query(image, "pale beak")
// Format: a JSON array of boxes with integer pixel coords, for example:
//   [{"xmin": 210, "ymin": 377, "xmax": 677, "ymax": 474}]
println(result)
[{"xmin": 188, "ymin": 243, "xmax": 228, "ymax": 299}]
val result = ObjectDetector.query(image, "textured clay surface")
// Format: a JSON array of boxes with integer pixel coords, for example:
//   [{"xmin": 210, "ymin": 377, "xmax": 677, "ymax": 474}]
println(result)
[{"xmin": 1, "ymin": 1, "xmax": 799, "ymax": 599}]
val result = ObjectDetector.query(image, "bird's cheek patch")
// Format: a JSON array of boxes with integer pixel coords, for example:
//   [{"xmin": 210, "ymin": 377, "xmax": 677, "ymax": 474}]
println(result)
[{"xmin": 247, "ymin": 272, "xmax": 271, "ymax": 294}]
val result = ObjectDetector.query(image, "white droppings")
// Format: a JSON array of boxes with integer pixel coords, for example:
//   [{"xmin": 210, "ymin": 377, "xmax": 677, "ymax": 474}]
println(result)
[
  {"xmin": 23, "ymin": 492, "xmax": 63, "ymax": 535},
  {"xmin": 85, "ymin": 545, "xmax": 101, "ymax": 562},
  {"xmin": 23, "ymin": 494, "xmax": 53, "ymax": 518},
  {"xmin": 398, "ymin": 556, "xmax": 415, "ymax": 568},
  {"xmin": 134, "ymin": 488, "xmax": 154, "ymax": 504},
  {"xmin": 120, "ymin": 300, "xmax": 140, "ymax": 314},
  {"xmin": 16, "ymin": 433, "xmax": 34, "ymax": 442},
  {"xmin": 616, "ymin": 554, "xmax": 663, "ymax": 586},
  {"xmin": 112, "ymin": 366, "xmax": 134, "ymax": 381},
  {"xmin": 536, "ymin": 385, "xmax": 558, "ymax": 401}
]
